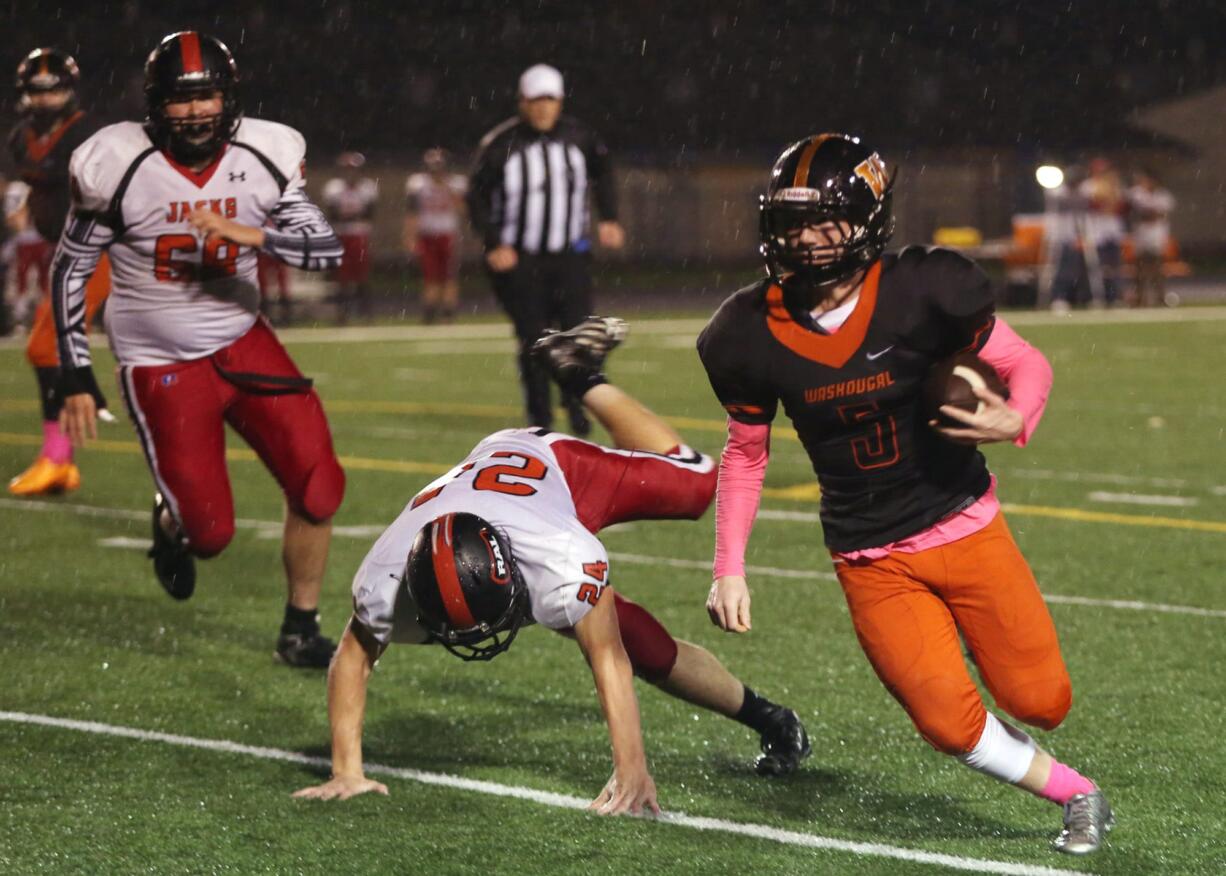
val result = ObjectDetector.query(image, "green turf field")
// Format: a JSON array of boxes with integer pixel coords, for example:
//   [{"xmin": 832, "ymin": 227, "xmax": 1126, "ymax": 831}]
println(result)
[{"xmin": 2, "ymin": 308, "xmax": 1224, "ymax": 875}]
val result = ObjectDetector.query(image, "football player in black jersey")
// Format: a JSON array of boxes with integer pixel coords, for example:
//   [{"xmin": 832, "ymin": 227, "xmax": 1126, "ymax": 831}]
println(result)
[
  {"xmin": 696, "ymin": 134, "xmax": 1113, "ymax": 855},
  {"xmin": 5, "ymin": 48, "xmax": 111, "ymax": 497}
]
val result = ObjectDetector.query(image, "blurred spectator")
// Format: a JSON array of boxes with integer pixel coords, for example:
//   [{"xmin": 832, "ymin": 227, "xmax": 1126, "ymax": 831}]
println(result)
[
  {"xmin": 3, "ymin": 180, "xmax": 51, "ymax": 327},
  {"xmin": 1127, "ymin": 169, "xmax": 1176, "ymax": 308},
  {"xmin": 404, "ymin": 147, "xmax": 466, "ymax": 324},
  {"xmin": 1079, "ymin": 157, "xmax": 1125, "ymax": 306},
  {"xmin": 468, "ymin": 63, "xmax": 624, "ymax": 435},
  {"xmin": 322, "ymin": 151, "xmax": 378, "ymax": 323},
  {"xmin": 1042, "ymin": 166, "xmax": 1087, "ymax": 313}
]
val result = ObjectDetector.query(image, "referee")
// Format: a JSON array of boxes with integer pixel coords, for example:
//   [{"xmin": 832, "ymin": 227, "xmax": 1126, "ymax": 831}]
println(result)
[{"xmin": 468, "ymin": 63, "xmax": 624, "ymax": 435}]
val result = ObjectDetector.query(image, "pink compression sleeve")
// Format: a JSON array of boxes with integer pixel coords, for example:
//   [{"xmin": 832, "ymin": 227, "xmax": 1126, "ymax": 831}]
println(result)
[
  {"xmin": 979, "ymin": 317, "xmax": 1053, "ymax": 447},
  {"xmin": 713, "ymin": 418, "xmax": 771, "ymax": 578}
]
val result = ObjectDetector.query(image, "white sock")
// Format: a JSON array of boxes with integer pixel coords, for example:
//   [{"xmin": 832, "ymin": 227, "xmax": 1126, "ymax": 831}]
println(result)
[{"xmin": 958, "ymin": 712, "xmax": 1037, "ymax": 784}]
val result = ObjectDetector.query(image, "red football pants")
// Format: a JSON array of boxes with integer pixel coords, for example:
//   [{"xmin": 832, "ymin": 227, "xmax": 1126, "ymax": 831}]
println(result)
[
  {"xmin": 416, "ymin": 233, "xmax": 458, "ymax": 283},
  {"xmin": 543, "ymin": 433, "xmax": 717, "ymax": 532},
  {"xmin": 118, "ymin": 318, "xmax": 345, "ymax": 557},
  {"xmin": 544, "ymin": 432, "xmax": 715, "ymax": 681}
]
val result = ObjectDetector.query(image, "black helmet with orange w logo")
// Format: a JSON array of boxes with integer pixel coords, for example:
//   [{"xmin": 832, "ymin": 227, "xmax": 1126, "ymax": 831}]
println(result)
[
  {"xmin": 404, "ymin": 512, "xmax": 530, "ymax": 661},
  {"xmin": 760, "ymin": 133, "xmax": 896, "ymax": 286}
]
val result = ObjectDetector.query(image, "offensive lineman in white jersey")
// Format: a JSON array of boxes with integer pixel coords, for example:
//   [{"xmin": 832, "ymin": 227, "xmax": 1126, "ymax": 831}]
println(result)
[
  {"xmin": 52, "ymin": 32, "xmax": 347, "ymax": 668},
  {"xmin": 294, "ymin": 318, "xmax": 812, "ymax": 813}
]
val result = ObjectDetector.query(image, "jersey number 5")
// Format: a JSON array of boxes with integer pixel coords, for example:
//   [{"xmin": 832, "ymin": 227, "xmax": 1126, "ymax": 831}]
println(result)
[
  {"xmin": 837, "ymin": 402, "xmax": 900, "ymax": 470},
  {"xmin": 154, "ymin": 233, "xmax": 239, "ymax": 283}
]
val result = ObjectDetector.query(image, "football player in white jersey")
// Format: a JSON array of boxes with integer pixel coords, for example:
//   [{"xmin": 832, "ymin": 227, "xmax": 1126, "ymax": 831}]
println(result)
[
  {"xmin": 403, "ymin": 147, "xmax": 466, "ymax": 324},
  {"xmin": 294, "ymin": 318, "xmax": 811, "ymax": 813},
  {"xmin": 321, "ymin": 151, "xmax": 378, "ymax": 323},
  {"xmin": 51, "ymin": 32, "xmax": 347, "ymax": 668}
]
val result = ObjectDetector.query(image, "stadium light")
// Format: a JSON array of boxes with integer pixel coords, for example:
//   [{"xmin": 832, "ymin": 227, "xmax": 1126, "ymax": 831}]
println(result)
[{"xmin": 1035, "ymin": 165, "xmax": 1064, "ymax": 189}]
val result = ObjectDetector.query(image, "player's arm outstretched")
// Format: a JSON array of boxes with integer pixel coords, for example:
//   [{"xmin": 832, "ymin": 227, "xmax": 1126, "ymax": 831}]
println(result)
[
  {"xmin": 292, "ymin": 618, "xmax": 389, "ymax": 801},
  {"xmin": 572, "ymin": 586, "xmax": 660, "ymax": 816}
]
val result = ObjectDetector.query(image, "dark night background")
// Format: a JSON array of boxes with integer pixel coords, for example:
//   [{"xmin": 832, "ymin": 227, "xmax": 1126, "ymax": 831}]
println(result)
[{"xmin": 3, "ymin": 0, "xmax": 1223, "ymax": 162}]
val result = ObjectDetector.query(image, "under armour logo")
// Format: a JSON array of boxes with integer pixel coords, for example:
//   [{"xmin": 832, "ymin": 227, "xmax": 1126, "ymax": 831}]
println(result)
[{"xmin": 228, "ymin": 171, "xmax": 246, "ymax": 182}]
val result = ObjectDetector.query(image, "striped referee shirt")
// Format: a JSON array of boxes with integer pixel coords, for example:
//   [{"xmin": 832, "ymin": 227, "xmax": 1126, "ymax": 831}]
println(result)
[{"xmin": 467, "ymin": 115, "xmax": 617, "ymax": 255}]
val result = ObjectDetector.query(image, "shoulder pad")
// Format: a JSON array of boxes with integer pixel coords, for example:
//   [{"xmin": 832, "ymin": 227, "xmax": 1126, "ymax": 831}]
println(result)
[
  {"xmin": 233, "ymin": 117, "xmax": 306, "ymax": 185},
  {"xmin": 893, "ymin": 244, "xmax": 977, "ymax": 271},
  {"xmin": 698, "ymin": 280, "xmax": 770, "ymax": 350},
  {"xmin": 69, "ymin": 122, "xmax": 154, "ymax": 213}
]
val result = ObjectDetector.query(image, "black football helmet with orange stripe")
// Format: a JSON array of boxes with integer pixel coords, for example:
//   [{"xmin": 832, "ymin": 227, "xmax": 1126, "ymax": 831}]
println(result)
[
  {"xmin": 405, "ymin": 512, "xmax": 530, "ymax": 661},
  {"xmin": 15, "ymin": 47, "xmax": 80, "ymax": 126},
  {"xmin": 760, "ymin": 133, "xmax": 895, "ymax": 286},
  {"xmin": 144, "ymin": 31, "xmax": 241, "ymax": 163}
]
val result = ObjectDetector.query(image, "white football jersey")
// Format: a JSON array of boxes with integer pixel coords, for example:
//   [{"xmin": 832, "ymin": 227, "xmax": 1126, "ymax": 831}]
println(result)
[
  {"xmin": 405, "ymin": 172, "xmax": 466, "ymax": 235},
  {"xmin": 353, "ymin": 428, "xmax": 610, "ymax": 647},
  {"xmin": 67, "ymin": 118, "xmax": 309, "ymax": 366},
  {"xmin": 321, "ymin": 177, "xmax": 378, "ymax": 235}
]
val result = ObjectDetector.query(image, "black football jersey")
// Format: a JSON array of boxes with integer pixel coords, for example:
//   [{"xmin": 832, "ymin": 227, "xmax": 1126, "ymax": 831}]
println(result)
[
  {"xmin": 6, "ymin": 110, "xmax": 94, "ymax": 242},
  {"xmin": 697, "ymin": 246, "xmax": 997, "ymax": 552}
]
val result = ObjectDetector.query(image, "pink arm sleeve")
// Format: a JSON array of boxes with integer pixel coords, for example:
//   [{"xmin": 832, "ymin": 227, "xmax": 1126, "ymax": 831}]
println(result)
[
  {"xmin": 713, "ymin": 418, "xmax": 771, "ymax": 578},
  {"xmin": 979, "ymin": 317, "xmax": 1053, "ymax": 447}
]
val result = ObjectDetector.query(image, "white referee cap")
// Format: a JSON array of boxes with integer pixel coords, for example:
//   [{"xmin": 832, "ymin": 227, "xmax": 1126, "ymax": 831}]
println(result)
[{"xmin": 519, "ymin": 63, "xmax": 564, "ymax": 100}]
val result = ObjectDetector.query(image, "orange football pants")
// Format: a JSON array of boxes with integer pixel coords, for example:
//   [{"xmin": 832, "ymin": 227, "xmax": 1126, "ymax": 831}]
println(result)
[
  {"xmin": 834, "ymin": 512, "xmax": 1072, "ymax": 755},
  {"xmin": 26, "ymin": 254, "xmax": 112, "ymax": 368}
]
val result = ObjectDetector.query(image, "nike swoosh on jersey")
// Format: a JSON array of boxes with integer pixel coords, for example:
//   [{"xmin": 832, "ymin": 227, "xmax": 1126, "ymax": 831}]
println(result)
[{"xmin": 866, "ymin": 345, "xmax": 895, "ymax": 360}]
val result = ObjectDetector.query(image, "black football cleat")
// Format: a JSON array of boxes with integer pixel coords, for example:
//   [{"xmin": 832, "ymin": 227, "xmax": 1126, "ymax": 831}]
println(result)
[
  {"xmin": 754, "ymin": 705, "xmax": 812, "ymax": 776},
  {"xmin": 275, "ymin": 629, "xmax": 337, "ymax": 669},
  {"xmin": 148, "ymin": 493, "xmax": 196, "ymax": 601},
  {"xmin": 531, "ymin": 316, "xmax": 628, "ymax": 398}
]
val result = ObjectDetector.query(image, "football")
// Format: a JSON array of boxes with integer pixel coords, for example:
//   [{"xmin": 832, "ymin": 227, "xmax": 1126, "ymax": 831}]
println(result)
[{"xmin": 923, "ymin": 352, "xmax": 1009, "ymax": 427}]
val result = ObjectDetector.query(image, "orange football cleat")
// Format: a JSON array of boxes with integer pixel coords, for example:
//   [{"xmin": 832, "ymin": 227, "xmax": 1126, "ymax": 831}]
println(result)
[{"xmin": 7, "ymin": 457, "xmax": 81, "ymax": 496}]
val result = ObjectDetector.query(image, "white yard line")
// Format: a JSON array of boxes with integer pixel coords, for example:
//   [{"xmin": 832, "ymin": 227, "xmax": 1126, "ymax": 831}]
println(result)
[
  {"xmin": 1041, "ymin": 594, "xmax": 1226, "ymax": 619},
  {"xmin": 1086, "ymin": 491, "xmax": 1198, "ymax": 507},
  {"xmin": 999, "ymin": 467, "xmax": 1193, "ymax": 490},
  {"xmin": 7, "ymin": 497, "xmax": 1222, "ymax": 621},
  {"xmin": 6, "ymin": 305, "xmax": 1185, "ymax": 353},
  {"xmin": 0, "ymin": 710, "xmax": 1086, "ymax": 876}
]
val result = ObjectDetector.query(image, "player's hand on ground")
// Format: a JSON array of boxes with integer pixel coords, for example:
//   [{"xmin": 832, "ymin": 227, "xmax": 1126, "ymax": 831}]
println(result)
[
  {"xmin": 59, "ymin": 392, "xmax": 97, "ymax": 447},
  {"xmin": 707, "ymin": 575, "xmax": 752, "ymax": 633},
  {"xmin": 931, "ymin": 385, "xmax": 1023, "ymax": 445},
  {"xmin": 187, "ymin": 208, "xmax": 265, "ymax": 248},
  {"xmin": 597, "ymin": 221, "xmax": 625, "ymax": 250},
  {"xmin": 589, "ymin": 768, "xmax": 660, "ymax": 817},
  {"xmin": 485, "ymin": 244, "xmax": 518, "ymax": 272},
  {"xmin": 292, "ymin": 774, "xmax": 389, "ymax": 801}
]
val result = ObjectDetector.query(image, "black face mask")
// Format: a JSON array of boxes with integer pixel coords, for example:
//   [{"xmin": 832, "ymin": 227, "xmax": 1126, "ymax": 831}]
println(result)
[{"xmin": 165, "ymin": 112, "xmax": 224, "ymax": 163}]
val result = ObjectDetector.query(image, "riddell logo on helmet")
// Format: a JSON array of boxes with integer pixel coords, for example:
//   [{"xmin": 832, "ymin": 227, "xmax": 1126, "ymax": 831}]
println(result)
[
  {"xmin": 481, "ymin": 529, "xmax": 510, "ymax": 585},
  {"xmin": 774, "ymin": 187, "xmax": 822, "ymax": 203}
]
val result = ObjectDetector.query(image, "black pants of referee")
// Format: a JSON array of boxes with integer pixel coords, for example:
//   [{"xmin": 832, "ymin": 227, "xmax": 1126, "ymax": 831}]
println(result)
[{"xmin": 488, "ymin": 250, "xmax": 593, "ymax": 431}]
